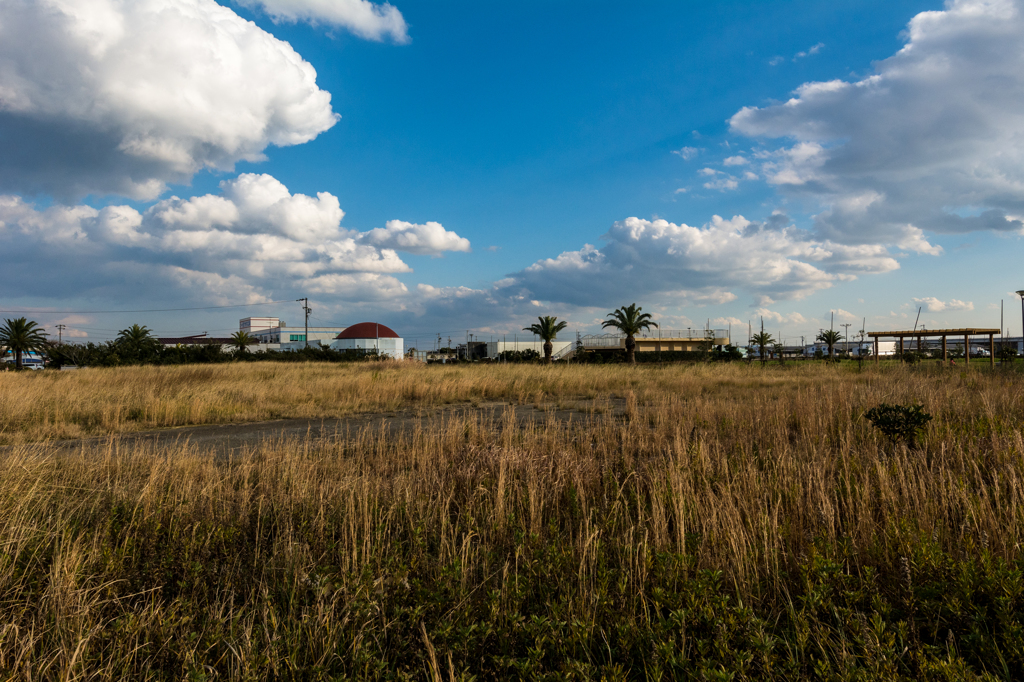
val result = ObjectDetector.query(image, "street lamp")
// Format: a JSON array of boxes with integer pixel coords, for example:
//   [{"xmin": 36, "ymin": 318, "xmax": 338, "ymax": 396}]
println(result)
[{"xmin": 1016, "ymin": 291, "xmax": 1024, "ymax": 355}]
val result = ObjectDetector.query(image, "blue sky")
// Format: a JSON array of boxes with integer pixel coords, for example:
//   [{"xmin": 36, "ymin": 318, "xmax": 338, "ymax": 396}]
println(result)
[{"xmin": 2, "ymin": 0, "xmax": 1023, "ymax": 345}]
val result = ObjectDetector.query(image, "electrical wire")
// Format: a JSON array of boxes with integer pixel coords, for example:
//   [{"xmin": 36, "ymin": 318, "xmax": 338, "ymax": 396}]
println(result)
[{"xmin": 0, "ymin": 299, "xmax": 298, "ymax": 315}]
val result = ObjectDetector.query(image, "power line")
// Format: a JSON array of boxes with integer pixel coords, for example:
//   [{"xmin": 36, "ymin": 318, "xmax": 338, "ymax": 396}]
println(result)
[{"xmin": 0, "ymin": 299, "xmax": 297, "ymax": 315}]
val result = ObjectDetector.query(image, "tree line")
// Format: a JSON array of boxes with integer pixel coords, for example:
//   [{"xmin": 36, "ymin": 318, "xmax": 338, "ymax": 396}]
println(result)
[{"xmin": 0, "ymin": 318, "xmax": 384, "ymax": 369}]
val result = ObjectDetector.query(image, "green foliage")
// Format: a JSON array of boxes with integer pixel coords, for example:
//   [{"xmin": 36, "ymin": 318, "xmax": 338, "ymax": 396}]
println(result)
[
  {"xmin": 864, "ymin": 403, "xmax": 933, "ymax": 448},
  {"xmin": 602, "ymin": 303, "xmax": 658, "ymax": 364},
  {"xmin": 0, "ymin": 316, "xmax": 48, "ymax": 369},
  {"xmin": 750, "ymin": 331, "xmax": 774, "ymax": 365},
  {"xmin": 7, "ymin": 487, "xmax": 1023, "ymax": 679},
  {"xmin": 522, "ymin": 316, "xmax": 568, "ymax": 342},
  {"xmin": 816, "ymin": 329, "xmax": 844, "ymax": 358},
  {"xmin": 523, "ymin": 316, "xmax": 569, "ymax": 363},
  {"xmin": 43, "ymin": 339, "xmax": 384, "ymax": 368},
  {"xmin": 115, "ymin": 324, "xmax": 162, "ymax": 363},
  {"xmin": 497, "ymin": 348, "xmax": 541, "ymax": 363},
  {"xmin": 711, "ymin": 344, "xmax": 744, "ymax": 362},
  {"xmin": 229, "ymin": 330, "xmax": 256, "ymax": 354}
]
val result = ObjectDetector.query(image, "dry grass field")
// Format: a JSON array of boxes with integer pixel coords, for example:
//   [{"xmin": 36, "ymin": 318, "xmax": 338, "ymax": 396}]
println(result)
[{"xmin": 2, "ymin": 361, "xmax": 1024, "ymax": 679}]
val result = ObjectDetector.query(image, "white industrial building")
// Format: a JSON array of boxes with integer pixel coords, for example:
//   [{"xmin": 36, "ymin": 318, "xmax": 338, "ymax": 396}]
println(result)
[
  {"xmin": 330, "ymin": 322, "xmax": 404, "ymax": 359},
  {"xmin": 485, "ymin": 339, "xmax": 573, "ymax": 359},
  {"xmin": 240, "ymin": 317, "xmax": 347, "ymax": 351},
  {"xmin": 803, "ymin": 341, "xmax": 896, "ymax": 356}
]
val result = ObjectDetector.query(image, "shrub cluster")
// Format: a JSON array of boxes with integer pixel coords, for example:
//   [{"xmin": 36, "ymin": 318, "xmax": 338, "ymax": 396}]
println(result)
[
  {"xmin": 43, "ymin": 341, "xmax": 384, "ymax": 368},
  {"xmin": 576, "ymin": 344, "xmax": 744, "ymax": 364},
  {"xmin": 495, "ymin": 348, "xmax": 541, "ymax": 363}
]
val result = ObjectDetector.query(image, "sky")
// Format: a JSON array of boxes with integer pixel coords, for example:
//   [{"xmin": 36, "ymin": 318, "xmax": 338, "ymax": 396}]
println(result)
[{"xmin": 2, "ymin": 0, "xmax": 1024, "ymax": 348}]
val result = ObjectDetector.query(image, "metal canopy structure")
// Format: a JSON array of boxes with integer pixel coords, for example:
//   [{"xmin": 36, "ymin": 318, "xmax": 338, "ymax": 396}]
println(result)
[{"xmin": 866, "ymin": 328, "xmax": 1000, "ymax": 366}]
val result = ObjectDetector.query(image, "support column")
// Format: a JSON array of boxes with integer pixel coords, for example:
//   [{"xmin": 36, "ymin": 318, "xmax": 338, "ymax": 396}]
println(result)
[
  {"xmin": 874, "ymin": 336, "xmax": 879, "ymax": 365},
  {"xmin": 899, "ymin": 336, "xmax": 904, "ymax": 356},
  {"xmin": 990, "ymin": 334, "xmax": 995, "ymax": 367},
  {"xmin": 942, "ymin": 335, "xmax": 947, "ymax": 362},
  {"xmin": 964, "ymin": 334, "xmax": 970, "ymax": 365}
]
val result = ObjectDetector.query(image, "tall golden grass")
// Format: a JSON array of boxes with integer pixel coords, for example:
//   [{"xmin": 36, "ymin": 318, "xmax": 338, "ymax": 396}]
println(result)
[
  {"xmin": 2, "ymin": 362, "xmax": 1023, "ymax": 677},
  {"xmin": 3, "ymin": 360, "xmax": 1018, "ymax": 444}
]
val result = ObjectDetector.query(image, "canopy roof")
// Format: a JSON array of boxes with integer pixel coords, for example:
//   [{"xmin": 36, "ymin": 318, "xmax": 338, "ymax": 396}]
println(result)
[{"xmin": 867, "ymin": 328, "xmax": 999, "ymax": 338}]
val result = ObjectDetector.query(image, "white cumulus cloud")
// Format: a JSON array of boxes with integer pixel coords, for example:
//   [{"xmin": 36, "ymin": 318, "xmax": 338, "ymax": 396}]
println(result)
[
  {"xmin": 237, "ymin": 0, "xmax": 409, "ymax": 43},
  {"xmin": 0, "ymin": 173, "xmax": 472, "ymax": 305},
  {"xmin": 731, "ymin": 0, "xmax": 1024, "ymax": 248},
  {"xmin": 359, "ymin": 220, "xmax": 471, "ymax": 256},
  {"xmin": 913, "ymin": 297, "xmax": 974, "ymax": 312},
  {"xmin": 0, "ymin": 0, "xmax": 338, "ymax": 199},
  {"xmin": 504, "ymin": 214, "xmax": 899, "ymax": 308}
]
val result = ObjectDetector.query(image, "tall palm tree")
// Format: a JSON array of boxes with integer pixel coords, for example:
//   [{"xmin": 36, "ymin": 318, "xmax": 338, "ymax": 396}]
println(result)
[
  {"xmin": 230, "ymin": 330, "xmax": 256, "ymax": 355},
  {"xmin": 817, "ymin": 329, "xmax": 843, "ymax": 360},
  {"xmin": 750, "ymin": 330, "xmax": 774, "ymax": 366},
  {"xmin": 602, "ymin": 304, "xmax": 658, "ymax": 364},
  {"xmin": 0, "ymin": 317, "xmax": 48, "ymax": 369},
  {"xmin": 116, "ymin": 324, "xmax": 160, "ymax": 362},
  {"xmin": 523, "ymin": 316, "xmax": 568, "ymax": 364}
]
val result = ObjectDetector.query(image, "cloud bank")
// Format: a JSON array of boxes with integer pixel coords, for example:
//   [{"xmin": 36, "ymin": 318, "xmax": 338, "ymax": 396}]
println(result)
[
  {"xmin": 500, "ymin": 215, "xmax": 898, "ymax": 308},
  {"xmin": 0, "ymin": 174, "xmax": 470, "ymax": 306},
  {"xmin": 0, "ymin": 0, "xmax": 338, "ymax": 200},
  {"xmin": 731, "ymin": 0, "xmax": 1024, "ymax": 247}
]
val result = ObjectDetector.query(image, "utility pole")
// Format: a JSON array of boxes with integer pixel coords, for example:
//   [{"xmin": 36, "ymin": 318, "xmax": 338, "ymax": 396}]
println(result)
[
  {"xmin": 56, "ymin": 324, "xmax": 66, "ymax": 344},
  {"xmin": 841, "ymin": 323, "xmax": 852, "ymax": 355},
  {"xmin": 297, "ymin": 298, "xmax": 310, "ymax": 348}
]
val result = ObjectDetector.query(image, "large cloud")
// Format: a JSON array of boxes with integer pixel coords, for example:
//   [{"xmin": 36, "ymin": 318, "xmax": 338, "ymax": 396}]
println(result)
[
  {"xmin": 359, "ymin": 220, "xmax": 471, "ymax": 255},
  {"xmin": 0, "ymin": 173, "xmax": 469, "ymax": 303},
  {"xmin": 236, "ymin": 0, "xmax": 409, "ymax": 43},
  {"xmin": 0, "ymin": 0, "xmax": 338, "ymax": 200},
  {"xmin": 730, "ymin": 0, "xmax": 1024, "ymax": 246},
  {"xmin": 501, "ymin": 215, "xmax": 899, "ymax": 307}
]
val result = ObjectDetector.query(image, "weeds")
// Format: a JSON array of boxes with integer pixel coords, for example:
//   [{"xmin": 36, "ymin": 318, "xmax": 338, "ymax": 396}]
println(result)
[{"xmin": 1, "ymin": 362, "xmax": 1023, "ymax": 678}]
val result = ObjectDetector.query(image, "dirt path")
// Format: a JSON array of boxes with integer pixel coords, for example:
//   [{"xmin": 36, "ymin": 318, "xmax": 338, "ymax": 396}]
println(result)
[{"xmin": 7, "ymin": 399, "xmax": 627, "ymax": 457}]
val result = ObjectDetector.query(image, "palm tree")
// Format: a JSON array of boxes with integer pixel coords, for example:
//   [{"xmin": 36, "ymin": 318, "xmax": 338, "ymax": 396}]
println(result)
[
  {"xmin": 230, "ymin": 330, "xmax": 256, "ymax": 355},
  {"xmin": 772, "ymin": 342, "xmax": 786, "ymax": 365},
  {"xmin": 0, "ymin": 317, "xmax": 48, "ymax": 369},
  {"xmin": 523, "ymin": 316, "xmax": 569, "ymax": 364},
  {"xmin": 816, "ymin": 329, "xmax": 843, "ymax": 360},
  {"xmin": 602, "ymin": 304, "xmax": 658, "ymax": 364},
  {"xmin": 750, "ymin": 330, "xmax": 774, "ymax": 366},
  {"xmin": 116, "ymin": 324, "xmax": 160, "ymax": 362}
]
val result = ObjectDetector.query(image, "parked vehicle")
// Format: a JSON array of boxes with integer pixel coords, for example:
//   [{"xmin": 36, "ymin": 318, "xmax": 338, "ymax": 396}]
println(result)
[{"xmin": 1, "ymin": 350, "xmax": 45, "ymax": 370}]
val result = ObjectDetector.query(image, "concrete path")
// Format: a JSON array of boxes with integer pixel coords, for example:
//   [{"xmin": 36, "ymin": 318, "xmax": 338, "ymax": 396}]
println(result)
[{"xmin": 6, "ymin": 399, "xmax": 626, "ymax": 457}]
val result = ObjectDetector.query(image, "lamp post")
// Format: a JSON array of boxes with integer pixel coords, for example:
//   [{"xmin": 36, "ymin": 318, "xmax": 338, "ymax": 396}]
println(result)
[{"xmin": 1016, "ymin": 290, "xmax": 1024, "ymax": 358}]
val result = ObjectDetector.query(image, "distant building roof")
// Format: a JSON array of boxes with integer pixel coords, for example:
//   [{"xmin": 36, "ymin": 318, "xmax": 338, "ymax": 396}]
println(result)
[
  {"xmin": 158, "ymin": 336, "xmax": 237, "ymax": 346},
  {"xmin": 336, "ymin": 322, "xmax": 399, "ymax": 340}
]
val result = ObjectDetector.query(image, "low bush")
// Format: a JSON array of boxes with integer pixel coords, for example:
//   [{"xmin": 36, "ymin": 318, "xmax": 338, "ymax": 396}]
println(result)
[{"xmin": 864, "ymin": 402, "xmax": 933, "ymax": 448}]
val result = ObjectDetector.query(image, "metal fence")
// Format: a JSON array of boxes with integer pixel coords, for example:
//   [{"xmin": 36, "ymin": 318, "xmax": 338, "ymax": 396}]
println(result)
[{"xmin": 580, "ymin": 329, "xmax": 730, "ymax": 348}]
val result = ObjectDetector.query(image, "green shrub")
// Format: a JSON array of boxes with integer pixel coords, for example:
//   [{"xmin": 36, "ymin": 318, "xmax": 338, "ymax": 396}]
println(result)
[{"xmin": 864, "ymin": 403, "xmax": 932, "ymax": 448}]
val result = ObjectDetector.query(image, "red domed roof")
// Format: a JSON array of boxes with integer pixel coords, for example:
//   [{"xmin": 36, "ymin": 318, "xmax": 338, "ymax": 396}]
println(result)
[{"xmin": 336, "ymin": 322, "xmax": 400, "ymax": 340}]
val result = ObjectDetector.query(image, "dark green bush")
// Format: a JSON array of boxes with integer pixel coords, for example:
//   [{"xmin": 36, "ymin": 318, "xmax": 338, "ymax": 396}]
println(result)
[{"xmin": 864, "ymin": 403, "xmax": 933, "ymax": 448}]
